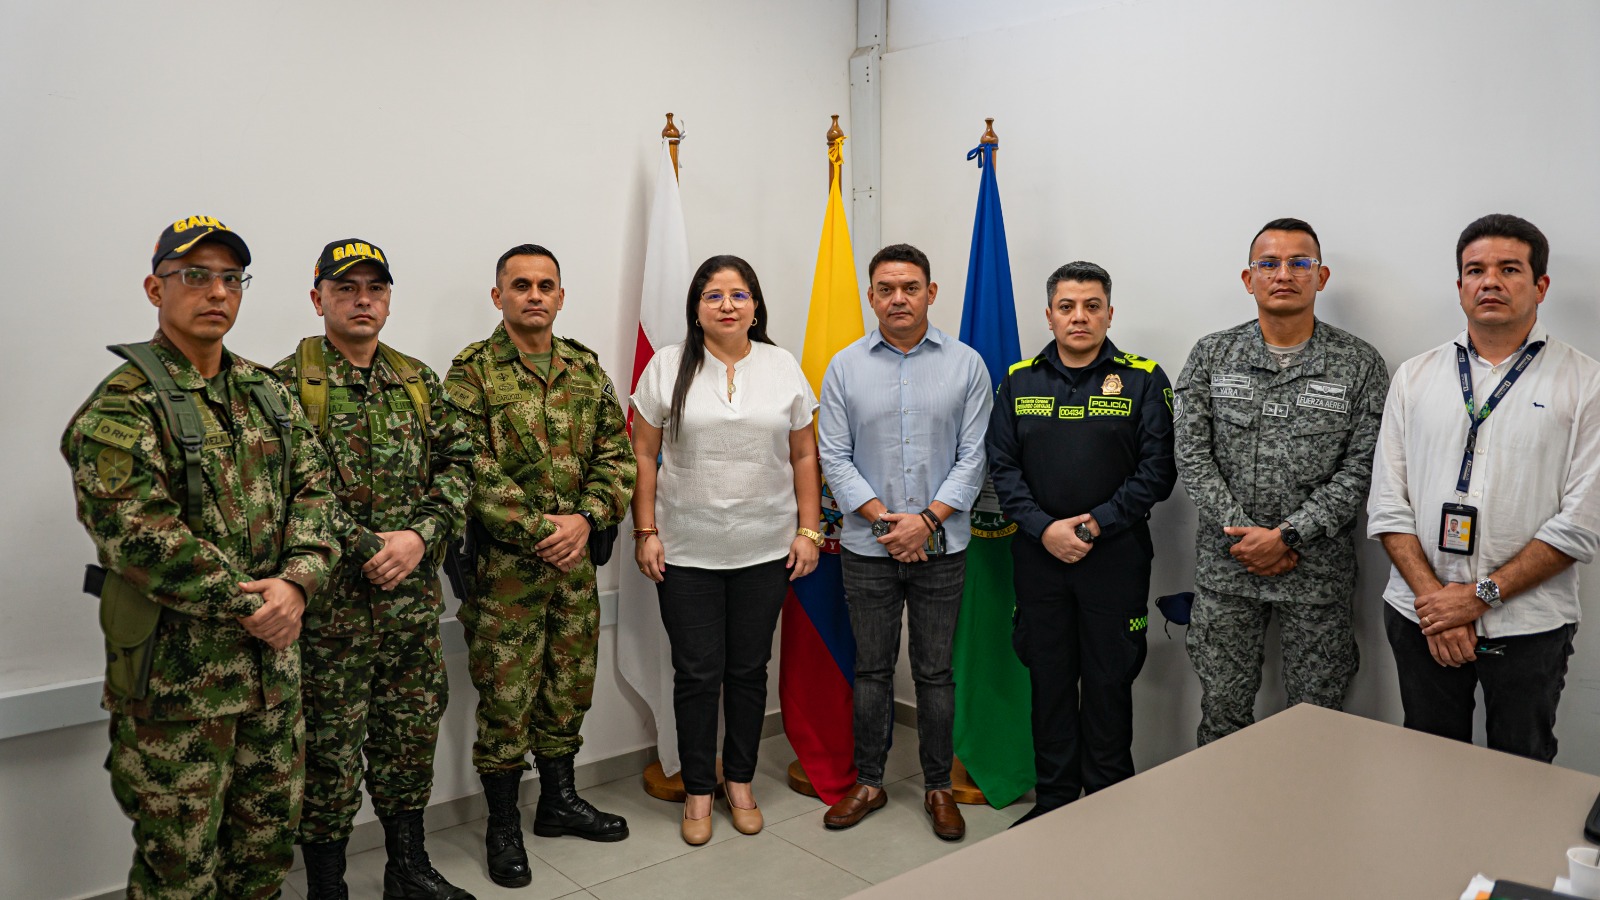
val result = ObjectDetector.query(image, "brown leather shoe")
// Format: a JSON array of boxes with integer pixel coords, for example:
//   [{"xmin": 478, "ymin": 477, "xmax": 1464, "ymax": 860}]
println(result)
[
  {"xmin": 823, "ymin": 784, "xmax": 887, "ymax": 829},
  {"xmin": 924, "ymin": 789, "xmax": 965, "ymax": 841}
]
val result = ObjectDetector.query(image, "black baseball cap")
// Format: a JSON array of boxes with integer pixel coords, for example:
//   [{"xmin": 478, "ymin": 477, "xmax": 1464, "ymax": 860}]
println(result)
[
  {"xmin": 313, "ymin": 238, "xmax": 394, "ymax": 286},
  {"xmin": 151, "ymin": 215, "xmax": 252, "ymax": 271}
]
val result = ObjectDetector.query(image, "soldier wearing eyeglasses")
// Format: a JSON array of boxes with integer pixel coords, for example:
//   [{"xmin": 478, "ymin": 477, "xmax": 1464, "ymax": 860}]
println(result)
[
  {"xmin": 61, "ymin": 216, "xmax": 342, "ymax": 898},
  {"xmin": 1173, "ymin": 218, "xmax": 1389, "ymax": 746}
]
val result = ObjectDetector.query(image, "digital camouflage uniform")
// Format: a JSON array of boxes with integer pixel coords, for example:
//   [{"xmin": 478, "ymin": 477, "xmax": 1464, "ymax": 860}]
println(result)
[
  {"xmin": 1175, "ymin": 319, "xmax": 1388, "ymax": 745},
  {"xmin": 272, "ymin": 338, "xmax": 474, "ymax": 843},
  {"xmin": 61, "ymin": 331, "xmax": 341, "ymax": 899},
  {"xmin": 445, "ymin": 324, "xmax": 636, "ymax": 771}
]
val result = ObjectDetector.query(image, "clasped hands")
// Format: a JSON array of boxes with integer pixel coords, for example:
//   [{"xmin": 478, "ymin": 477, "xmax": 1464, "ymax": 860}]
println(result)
[
  {"xmin": 1223, "ymin": 525, "xmax": 1299, "ymax": 576},
  {"xmin": 1042, "ymin": 514, "xmax": 1100, "ymax": 564},
  {"xmin": 1414, "ymin": 581, "xmax": 1488, "ymax": 668}
]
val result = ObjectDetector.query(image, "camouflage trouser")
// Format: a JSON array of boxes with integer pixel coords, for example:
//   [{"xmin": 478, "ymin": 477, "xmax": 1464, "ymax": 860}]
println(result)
[
  {"xmin": 298, "ymin": 624, "xmax": 447, "ymax": 842},
  {"xmin": 1186, "ymin": 586, "xmax": 1359, "ymax": 746},
  {"xmin": 463, "ymin": 542, "xmax": 599, "ymax": 771},
  {"xmin": 108, "ymin": 697, "xmax": 304, "ymax": 900}
]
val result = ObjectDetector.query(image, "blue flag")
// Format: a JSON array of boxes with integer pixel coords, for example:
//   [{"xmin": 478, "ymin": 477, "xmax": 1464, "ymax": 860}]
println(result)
[{"xmin": 952, "ymin": 140, "xmax": 1035, "ymax": 808}]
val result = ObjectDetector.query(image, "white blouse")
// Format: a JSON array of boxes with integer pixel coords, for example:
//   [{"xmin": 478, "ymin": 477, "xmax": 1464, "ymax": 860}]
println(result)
[{"xmin": 631, "ymin": 341, "xmax": 818, "ymax": 570}]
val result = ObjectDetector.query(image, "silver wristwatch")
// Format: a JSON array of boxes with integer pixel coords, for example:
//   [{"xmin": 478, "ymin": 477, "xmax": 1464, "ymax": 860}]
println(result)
[
  {"xmin": 1075, "ymin": 522, "xmax": 1095, "ymax": 544},
  {"xmin": 1476, "ymin": 577, "xmax": 1503, "ymax": 609}
]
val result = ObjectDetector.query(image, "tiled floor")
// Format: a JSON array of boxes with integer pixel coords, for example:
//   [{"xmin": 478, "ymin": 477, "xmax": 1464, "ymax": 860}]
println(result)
[{"xmin": 284, "ymin": 725, "xmax": 1031, "ymax": 900}]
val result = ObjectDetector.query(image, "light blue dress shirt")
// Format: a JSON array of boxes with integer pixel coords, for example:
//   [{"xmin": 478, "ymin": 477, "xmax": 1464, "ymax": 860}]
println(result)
[{"xmin": 818, "ymin": 326, "xmax": 993, "ymax": 556}]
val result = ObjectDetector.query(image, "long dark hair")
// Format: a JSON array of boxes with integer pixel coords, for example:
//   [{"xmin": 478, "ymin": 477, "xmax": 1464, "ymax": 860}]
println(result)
[{"xmin": 667, "ymin": 255, "xmax": 775, "ymax": 442}]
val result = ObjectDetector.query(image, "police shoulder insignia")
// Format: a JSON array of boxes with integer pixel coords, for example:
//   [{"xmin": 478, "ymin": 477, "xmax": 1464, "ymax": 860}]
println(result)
[
  {"xmin": 96, "ymin": 446, "xmax": 134, "ymax": 493},
  {"xmin": 1101, "ymin": 373, "xmax": 1123, "ymax": 396},
  {"xmin": 1114, "ymin": 352, "xmax": 1158, "ymax": 373}
]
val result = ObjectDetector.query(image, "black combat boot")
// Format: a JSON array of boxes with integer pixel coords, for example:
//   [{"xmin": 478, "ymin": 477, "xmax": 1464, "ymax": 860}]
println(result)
[
  {"xmin": 480, "ymin": 770, "xmax": 533, "ymax": 888},
  {"xmin": 531, "ymin": 754, "xmax": 629, "ymax": 842},
  {"xmin": 379, "ymin": 810, "xmax": 475, "ymax": 900},
  {"xmin": 301, "ymin": 838, "xmax": 349, "ymax": 900}
]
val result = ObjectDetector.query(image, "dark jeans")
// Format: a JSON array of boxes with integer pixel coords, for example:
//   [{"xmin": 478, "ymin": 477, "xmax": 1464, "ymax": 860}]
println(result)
[
  {"xmin": 657, "ymin": 558, "xmax": 789, "ymax": 795},
  {"xmin": 841, "ymin": 548, "xmax": 965, "ymax": 791},
  {"xmin": 1384, "ymin": 603, "xmax": 1576, "ymax": 763},
  {"xmin": 1011, "ymin": 531, "xmax": 1150, "ymax": 809}
]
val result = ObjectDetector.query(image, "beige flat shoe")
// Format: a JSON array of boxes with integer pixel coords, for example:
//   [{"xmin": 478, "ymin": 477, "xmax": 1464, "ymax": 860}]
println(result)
[
  {"xmin": 724, "ymin": 792, "xmax": 763, "ymax": 835},
  {"xmin": 682, "ymin": 804, "xmax": 713, "ymax": 846}
]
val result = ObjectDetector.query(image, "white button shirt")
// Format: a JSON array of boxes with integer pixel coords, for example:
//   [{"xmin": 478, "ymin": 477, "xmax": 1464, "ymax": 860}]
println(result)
[{"xmin": 1367, "ymin": 321, "xmax": 1600, "ymax": 637}]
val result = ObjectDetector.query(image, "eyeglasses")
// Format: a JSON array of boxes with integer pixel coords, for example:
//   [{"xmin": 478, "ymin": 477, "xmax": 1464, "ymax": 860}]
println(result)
[
  {"xmin": 158, "ymin": 267, "xmax": 252, "ymax": 291},
  {"xmin": 1248, "ymin": 257, "xmax": 1321, "ymax": 277},
  {"xmin": 700, "ymin": 290, "xmax": 754, "ymax": 307}
]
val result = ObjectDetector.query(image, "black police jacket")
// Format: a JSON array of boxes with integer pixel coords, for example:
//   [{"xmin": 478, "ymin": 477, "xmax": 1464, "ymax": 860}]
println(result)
[{"xmin": 987, "ymin": 338, "xmax": 1177, "ymax": 542}]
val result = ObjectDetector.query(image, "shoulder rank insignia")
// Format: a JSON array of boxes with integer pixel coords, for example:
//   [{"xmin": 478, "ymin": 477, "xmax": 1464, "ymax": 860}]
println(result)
[
  {"xmin": 1101, "ymin": 373, "xmax": 1123, "ymax": 396},
  {"xmin": 106, "ymin": 369, "xmax": 148, "ymax": 392}
]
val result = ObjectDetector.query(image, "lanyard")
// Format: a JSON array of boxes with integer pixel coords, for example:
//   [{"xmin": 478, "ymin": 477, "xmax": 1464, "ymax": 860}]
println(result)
[{"xmin": 1453, "ymin": 340, "xmax": 1543, "ymax": 495}]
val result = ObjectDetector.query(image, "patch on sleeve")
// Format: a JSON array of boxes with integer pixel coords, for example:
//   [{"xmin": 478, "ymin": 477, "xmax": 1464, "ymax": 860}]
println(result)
[
  {"xmin": 445, "ymin": 380, "xmax": 483, "ymax": 413},
  {"xmin": 90, "ymin": 418, "xmax": 144, "ymax": 450},
  {"xmin": 106, "ymin": 369, "xmax": 148, "ymax": 392},
  {"xmin": 95, "ymin": 446, "xmax": 134, "ymax": 493}
]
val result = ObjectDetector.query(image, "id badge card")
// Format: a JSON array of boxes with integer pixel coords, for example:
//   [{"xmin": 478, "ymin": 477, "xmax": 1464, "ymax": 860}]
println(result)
[
  {"xmin": 1439, "ymin": 503, "xmax": 1478, "ymax": 555},
  {"xmin": 924, "ymin": 527, "xmax": 947, "ymax": 557}
]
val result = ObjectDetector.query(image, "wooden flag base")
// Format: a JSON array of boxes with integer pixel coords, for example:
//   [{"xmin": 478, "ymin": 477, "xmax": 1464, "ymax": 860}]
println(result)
[
  {"xmin": 786, "ymin": 757, "xmax": 989, "ymax": 805},
  {"xmin": 641, "ymin": 760, "xmax": 725, "ymax": 802}
]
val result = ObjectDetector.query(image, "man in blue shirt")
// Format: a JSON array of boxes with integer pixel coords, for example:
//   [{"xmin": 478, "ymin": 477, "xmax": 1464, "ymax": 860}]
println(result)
[{"xmin": 817, "ymin": 244, "xmax": 992, "ymax": 842}]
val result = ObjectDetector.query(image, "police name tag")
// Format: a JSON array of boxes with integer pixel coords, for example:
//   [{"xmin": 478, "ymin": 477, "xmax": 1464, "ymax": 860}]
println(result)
[
  {"xmin": 1439, "ymin": 503, "xmax": 1478, "ymax": 555},
  {"xmin": 1210, "ymin": 374, "xmax": 1253, "ymax": 400}
]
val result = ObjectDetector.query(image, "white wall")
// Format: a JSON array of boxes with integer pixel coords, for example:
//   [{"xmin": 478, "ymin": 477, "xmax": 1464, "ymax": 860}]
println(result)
[
  {"xmin": 0, "ymin": 2, "xmax": 853, "ymax": 896},
  {"xmin": 879, "ymin": 0, "xmax": 1600, "ymax": 774}
]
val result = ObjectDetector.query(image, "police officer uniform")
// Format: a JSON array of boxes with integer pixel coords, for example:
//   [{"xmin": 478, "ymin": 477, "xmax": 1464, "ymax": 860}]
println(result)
[
  {"xmin": 987, "ymin": 338, "xmax": 1176, "ymax": 813},
  {"xmin": 1174, "ymin": 319, "xmax": 1388, "ymax": 746}
]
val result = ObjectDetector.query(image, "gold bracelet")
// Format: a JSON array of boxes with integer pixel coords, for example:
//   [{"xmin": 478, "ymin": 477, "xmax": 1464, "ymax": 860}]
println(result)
[
  {"xmin": 796, "ymin": 527, "xmax": 824, "ymax": 548},
  {"xmin": 632, "ymin": 526, "xmax": 659, "ymax": 539}
]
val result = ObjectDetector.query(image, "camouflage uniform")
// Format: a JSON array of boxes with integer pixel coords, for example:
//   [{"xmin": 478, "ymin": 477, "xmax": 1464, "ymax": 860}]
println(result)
[
  {"xmin": 1174, "ymin": 319, "xmax": 1388, "ymax": 744},
  {"xmin": 62, "ymin": 331, "xmax": 341, "ymax": 899},
  {"xmin": 445, "ymin": 324, "xmax": 636, "ymax": 771},
  {"xmin": 272, "ymin": 338, "xmax": 474, "ymax": 843}
]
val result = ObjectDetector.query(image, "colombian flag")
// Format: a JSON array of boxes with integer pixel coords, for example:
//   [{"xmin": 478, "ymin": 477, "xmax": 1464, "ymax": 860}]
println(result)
[{"xmin": 779, "ymin": 132, "xmax": 865, "ymax": 806}]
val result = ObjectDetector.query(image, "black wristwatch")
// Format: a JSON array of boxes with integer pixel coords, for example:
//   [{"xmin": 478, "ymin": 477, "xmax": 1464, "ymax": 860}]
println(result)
[
  {"xmin": 578, "ymin": 510, "xmax": 597, "ymax": 532},
  {"xmin": 1278, "ymin": 521, "xmax": 1301, "ymax": 549},
  {"xmin": 1075, "ymin": 522, "xmax": 1096, "ymax": 544},
  {"xmin": 871, "ymin": 517, "xmax": 893, "ymax": 538}
]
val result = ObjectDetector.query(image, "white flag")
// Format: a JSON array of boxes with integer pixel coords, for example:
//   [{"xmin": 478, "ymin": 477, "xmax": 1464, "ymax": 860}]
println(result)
[{"xmin": 617, "ymin": 140, "xmax": 691, "ymax": 775}]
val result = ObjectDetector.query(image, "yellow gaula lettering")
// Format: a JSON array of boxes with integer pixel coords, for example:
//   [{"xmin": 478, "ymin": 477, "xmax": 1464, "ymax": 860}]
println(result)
[
  {"xmin": 372, "ymin": 248, "xmax": 385, "ymax": 262},
  {"xmin": 172, "ymin": 219, "xmax": 189, "ymax": 232},
  {"xmin": 333, "ymin": 247, "xmax": 348, "ymax": 261},
  {"xmin": 355, "ymin": 243, "xmax": 372, "ymax": 257}
]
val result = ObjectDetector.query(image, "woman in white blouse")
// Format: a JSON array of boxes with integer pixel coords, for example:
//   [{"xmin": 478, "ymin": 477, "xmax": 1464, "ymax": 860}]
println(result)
[{"xmin": 630, "ymin": 255, "xmax": 822, "ymax": 845}]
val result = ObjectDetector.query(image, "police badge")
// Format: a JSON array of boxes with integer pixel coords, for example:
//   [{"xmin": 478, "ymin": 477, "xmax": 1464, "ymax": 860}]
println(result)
[{"xmin": 1101, "ymin": 373, "xmax": 1123, "ymax": 396}]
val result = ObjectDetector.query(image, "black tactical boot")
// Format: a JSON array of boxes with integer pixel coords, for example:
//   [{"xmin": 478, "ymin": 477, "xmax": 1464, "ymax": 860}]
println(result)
[
  {"xmin": 480, "ymin": 770, "xmax": 533, "ymax": 888},
  {"xmin": 531, "ymin": 754, "xmax": 629, "ymax": 842},
  {"xmin": 379, "ymin": 810, "xmax": 475, "ymax": 900},
  {"xmin": 301, "ymin": 838, "xmax": 350, "ymax": 900}
]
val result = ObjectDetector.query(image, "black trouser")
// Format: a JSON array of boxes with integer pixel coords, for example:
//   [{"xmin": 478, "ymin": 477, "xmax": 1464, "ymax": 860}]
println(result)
[
  {"xmin": 656, "ymin": 558, "xmax": 789, "ymax": 795},
  {"xmin": 1011, "ymin": 530, "xmax": 1151, "ymax": 809},
  {"xmin": 1384, "ymin": 603, "xmax": 1575, "ymax": 763}
]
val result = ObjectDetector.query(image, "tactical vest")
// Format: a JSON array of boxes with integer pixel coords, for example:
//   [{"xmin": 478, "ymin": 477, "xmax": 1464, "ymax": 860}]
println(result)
[
  {"xmin": 88, "ymin": 342, "xmax": 297, "ymax": 699},
  {"xmin": 295, "ymin": 337, "xmax": 431, "ymax": 436}
]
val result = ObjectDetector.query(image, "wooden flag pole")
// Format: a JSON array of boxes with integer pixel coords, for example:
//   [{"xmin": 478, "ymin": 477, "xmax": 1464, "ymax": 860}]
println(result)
[
  {"xmin": 786, "ymin": 114, "xmax": 850, "ymax": 801},
  {"xmin": 639, "ymin": 111, "xmax": 714, "ymax": 804},
  {"xmin": 663, "ymin": 112, "xmax": 682, "ymax": 180}
]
